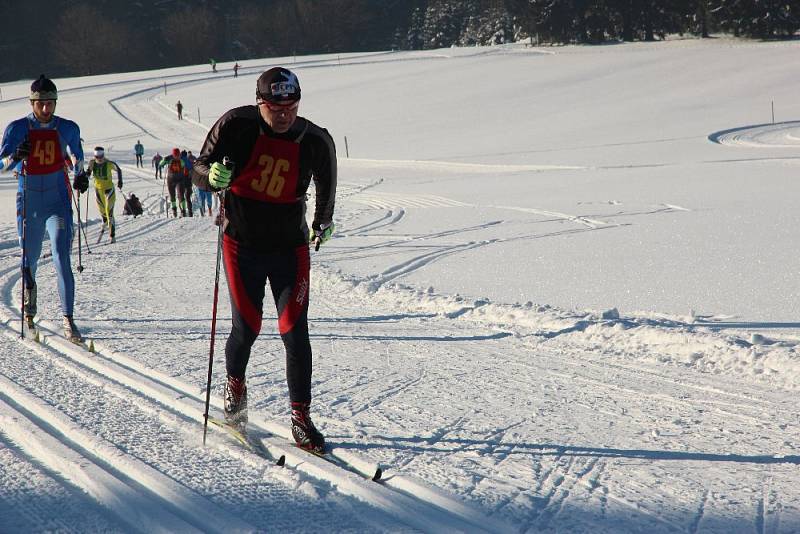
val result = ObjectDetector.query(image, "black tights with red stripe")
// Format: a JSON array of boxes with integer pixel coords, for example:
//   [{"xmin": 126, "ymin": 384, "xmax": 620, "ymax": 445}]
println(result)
[{"xmin": 223, "ymin": 236, "xmax": 312, "ymax": 403}]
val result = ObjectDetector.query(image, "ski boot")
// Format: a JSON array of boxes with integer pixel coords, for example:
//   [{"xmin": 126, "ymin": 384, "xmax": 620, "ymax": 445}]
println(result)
[
  {"xmin": 23, "ymin": 283, "xmax": 37, "ymax": 317},
  {"xmin": 24, "ymin": 314, "xmax": 38, "ymax": 339},
  {"xmin": 63, "ymin": 315, "xmax": 83, "ymax": 342},
  {"xmin": 291, "ymin": 402, "xmax": 325, "ymax": 453},
  {"xmin": 223, "ymin": 375, "xmax": 248, "ymax": 429},
  {"xmin": 172, "ymin": 208, "xmax": 178, "ymax": 218}
]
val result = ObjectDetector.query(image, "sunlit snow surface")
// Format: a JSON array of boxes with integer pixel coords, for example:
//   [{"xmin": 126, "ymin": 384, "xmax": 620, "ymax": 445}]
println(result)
[{"xmin": 0, "ymin": 38, "xmax": 799, "ymax": 533}]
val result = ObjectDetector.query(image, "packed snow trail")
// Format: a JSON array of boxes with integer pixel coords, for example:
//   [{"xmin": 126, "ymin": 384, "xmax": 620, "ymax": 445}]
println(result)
[{"xmin": 0, "ymin": 214, "xmax": 513, "ymax": 533}]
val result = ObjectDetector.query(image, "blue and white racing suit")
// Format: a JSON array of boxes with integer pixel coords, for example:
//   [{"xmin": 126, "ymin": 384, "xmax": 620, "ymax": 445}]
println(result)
[{"xmin": 0, "ymin": 112, "xmax": 84, "ymax": 317}]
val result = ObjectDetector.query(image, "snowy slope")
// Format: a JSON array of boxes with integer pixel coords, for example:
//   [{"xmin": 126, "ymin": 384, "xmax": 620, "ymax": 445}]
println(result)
[{"xmin": 0, "ymin": 39, "xmax": 799, "ymax": 533}]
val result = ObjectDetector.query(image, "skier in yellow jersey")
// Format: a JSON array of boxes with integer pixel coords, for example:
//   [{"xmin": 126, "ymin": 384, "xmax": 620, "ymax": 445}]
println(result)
[{"xmin": 86, "ymin": 146, "xmax": 123, "ymax": 243}]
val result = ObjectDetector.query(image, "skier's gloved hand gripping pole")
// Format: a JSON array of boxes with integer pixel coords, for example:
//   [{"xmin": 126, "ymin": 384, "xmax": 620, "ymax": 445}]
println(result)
[
  {"xmin": 310, "ymin": 222, "xmax": 335, "ymax": 252},
  {"xmin": 203, "ymin": 157, "xmax": 234, "ymax": 445}
]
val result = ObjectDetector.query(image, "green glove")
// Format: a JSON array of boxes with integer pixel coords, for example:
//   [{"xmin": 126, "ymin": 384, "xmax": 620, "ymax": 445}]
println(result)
[
  {"xmin": 209, "ymin": 161, "xmax": 232, "ymax": 189},
  {"xmin": 310, "ymin": 222, "xmax": 335, "ymax": 250}
]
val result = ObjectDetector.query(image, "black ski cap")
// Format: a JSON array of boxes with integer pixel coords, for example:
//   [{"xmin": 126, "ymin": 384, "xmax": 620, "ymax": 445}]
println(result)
[
  {"xmin": 30, "ymin": 75, "xmax": 57, "ymax": 101},
  {"xmin": 256, "ymin": 67, "xmax": 301, "ymax": 103}
]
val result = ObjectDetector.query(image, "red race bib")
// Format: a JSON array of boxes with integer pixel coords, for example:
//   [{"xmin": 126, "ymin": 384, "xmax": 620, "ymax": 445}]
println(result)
[
  {"xmin": 26, "ymin": 128, "xmax": 64, "ymax": 175},
  {"xmin": 231, "ymin": 136, "xmax": 300, "ymax": 204}
]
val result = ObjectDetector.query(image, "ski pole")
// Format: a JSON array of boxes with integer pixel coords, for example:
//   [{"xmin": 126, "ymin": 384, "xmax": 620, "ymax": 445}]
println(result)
[
  {"xmin": 75, "ymin": 191, "xmax": 84, "ymax": 273},
  {"xmin": 20, "ymin": 161, "xmax": 27, "ymax": 339},
  {"xmin": 203, "ymin": 157, "xmax": 233, "ymax": 444},
  {"xmin": 161, "ymin": 172, "xmax": 168, "ymax": 218},
  {"xmin": 71, "ymin": 191, "xmax": 92, "ymax": 255}
]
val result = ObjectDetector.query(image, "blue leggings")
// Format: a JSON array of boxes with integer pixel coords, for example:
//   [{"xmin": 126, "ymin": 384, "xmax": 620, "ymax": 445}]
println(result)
[
  {"xmin": 16, "ymin": 190, "xmax": 75, "ymax": 316},
  {"xmin": 198, "ymin": 189, "xmax": 212, "ymax": 212}
]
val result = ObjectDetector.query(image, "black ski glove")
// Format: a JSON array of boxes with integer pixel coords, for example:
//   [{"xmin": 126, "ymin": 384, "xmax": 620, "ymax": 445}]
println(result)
[
  {"xmin": 73, "ymin": 171, "xmax": 89, "ymax": 193},
  {"xmin": 13, "ymin": 140, "xmax": 30, "ymax": 161}
]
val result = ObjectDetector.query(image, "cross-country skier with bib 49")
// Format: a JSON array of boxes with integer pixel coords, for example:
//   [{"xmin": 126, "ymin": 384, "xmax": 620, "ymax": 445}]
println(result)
[
  {"xmin": 0, "ymin": 75, "xmax": 88, "ymax": 341},
  {"xmin": 192, "ymin": 67, "xmax": 336, "ymax": 453}
]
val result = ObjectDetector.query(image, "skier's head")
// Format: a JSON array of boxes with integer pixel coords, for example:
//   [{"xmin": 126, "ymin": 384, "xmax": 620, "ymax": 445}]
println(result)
[
  {"xmin": 93, "ymin": 147, "xmax": 105, "ymax": 160},
  {"xmin": 29, "ymin": 75, "xmax": 57, "ymax": 122},
  {"xmin": 172, "ymin": 148, "xmax": 180, "ymax": 158},
  {"xmin": 30, "ymin": 74, "xmax": 57, "ymax": 101},
  {"xmin": 256, "ymin": 67, "xmax": 300, "ymax": 134}
]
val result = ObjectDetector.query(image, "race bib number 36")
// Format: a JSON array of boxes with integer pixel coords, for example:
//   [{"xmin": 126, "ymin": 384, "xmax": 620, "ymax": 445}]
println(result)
[{"xmin": 232, "ymin": 136, "xmax": 300, "ymax": 204}]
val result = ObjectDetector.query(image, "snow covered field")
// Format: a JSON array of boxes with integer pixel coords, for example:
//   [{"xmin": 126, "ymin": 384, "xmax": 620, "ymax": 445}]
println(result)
[{"xmin": 1, "ymin": 38, "xmax": 799, "ymax": 533}]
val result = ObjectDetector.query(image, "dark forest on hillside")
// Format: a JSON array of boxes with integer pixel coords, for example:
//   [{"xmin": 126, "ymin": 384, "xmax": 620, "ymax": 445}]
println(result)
[{"xmin": 2, "ymin": 0, "xmax": 797, "ymax": 82}]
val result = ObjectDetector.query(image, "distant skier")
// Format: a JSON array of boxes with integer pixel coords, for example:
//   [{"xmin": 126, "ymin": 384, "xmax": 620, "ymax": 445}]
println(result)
[
  {"xmin": 210, "ymin": 58, "xmax": 217, "ymax": 73},
  {"xmin": 152, "ymin": 151, "xmax": 162, "ymax": 179},
  {"xmin": 233, "ymin": 62, "xmax": 240, "ymax": 78},
  {"xmin": 0, "ymin": 75, "xmax": 87, "ymax": 341},
  {"xmin": 192, "ymin": 67, "xmax": 337, "ymax": 453},
  {"xmin": 86, "ymin": 146, "xmax": 123, "ymax": 243},
  {"xmin": 176, "ymin": 100, "xmax": 183, "ymax": 120},
  {"xmin": 180, "ymin": 149, "xmax": 193, "ymax": 217},
  {"xmin": 134, "ymin": 139, "xmax": 144, "ymax": 167},
  {"xmin": 160, "ymin": 147, "xmax": 188, "ymax": 217}
]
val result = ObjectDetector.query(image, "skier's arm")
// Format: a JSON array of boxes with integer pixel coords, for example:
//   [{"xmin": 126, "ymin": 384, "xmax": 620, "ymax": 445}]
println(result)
[
  {"xmin": 114, "ymin": 162, "xmax": 123, "ymax": 188},
  {"xmin": 310, "ymin": 127, "xmax": 337, "ymax": 231},
  {"xmin": 0, "ymin": 121, "xmax": 26, "ymax": 171},
  {"xmin": 63, "ymin": 121, "xmax": 85, "ymax": 176},
  {"xmin": 193, "ymin": 116, "xmax": 234, "ymax": 191}
]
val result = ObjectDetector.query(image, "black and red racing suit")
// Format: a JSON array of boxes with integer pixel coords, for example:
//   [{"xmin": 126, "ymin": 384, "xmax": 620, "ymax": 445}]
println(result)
[{"xmin": 192, "ymin": 105, "xmax": 336, "ymax": 403}]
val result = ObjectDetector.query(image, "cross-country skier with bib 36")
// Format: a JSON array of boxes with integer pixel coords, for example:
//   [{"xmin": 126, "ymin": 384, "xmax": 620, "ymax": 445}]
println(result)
[
  {"xmin": 192, "ymin": 67, "xmax": 337, "ymax": 453},
  {"xmin": 0, "ymin": 75, "xmax": 88, "ymax": 341}
]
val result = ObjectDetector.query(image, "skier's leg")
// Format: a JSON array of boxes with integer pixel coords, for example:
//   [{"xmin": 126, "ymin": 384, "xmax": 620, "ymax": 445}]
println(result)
[
  {"xmin": 106, "ymin": 187, "xmax": 116, "ymax": 238},
  {"xmin": 222, "ymin": 236, "xmax": 268, "ymax": 379},
  {"xmin": 167, "ymin": 177, "xmax": 178, "ymax": 216},
  {"xmin": 17, "ymin": 192, "xmax": 45, "ymax": 316},
  {"xmin": 176, "ymin": 180, "xmax": 186, "ymax": 216},
  {"xmin": 46, "ymin": 208, "xmax": 75, "ymax": 317},
  {"xmin": 184, "ymin": 182, "xmax": 193, "ymax": 216},
  {"xmin": 95, "ymin": 187, "xmax": 108, "ymax": 227},
  {"xmin": 267, "ymin": 244, "xmax": 323, "ymax": 451},
  {"xmin": 268, "ymin": 245, "xmax": 312, "ymax": 404}
]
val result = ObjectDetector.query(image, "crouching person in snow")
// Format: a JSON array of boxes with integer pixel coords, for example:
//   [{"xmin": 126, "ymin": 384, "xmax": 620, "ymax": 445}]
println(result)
[
  {"xmin": 0, "ymin": 75, "xmax": 87, "ymax": 341},
  {"xmin": 86, "ymin": 146, "xmax": 122, "ymax": 243},
  {"xmin": 192, "ymin": 67, "xmax": 337, "ymax": 453},
  {"xmin": 123, "ymin": 192, "xmax": 144, "ymax": 217}
]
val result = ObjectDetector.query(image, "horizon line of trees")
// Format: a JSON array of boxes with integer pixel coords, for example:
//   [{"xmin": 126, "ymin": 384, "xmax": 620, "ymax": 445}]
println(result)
[{"xmin": 2, "ymin": 0, "xmax": 797, "ymax": 83}]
